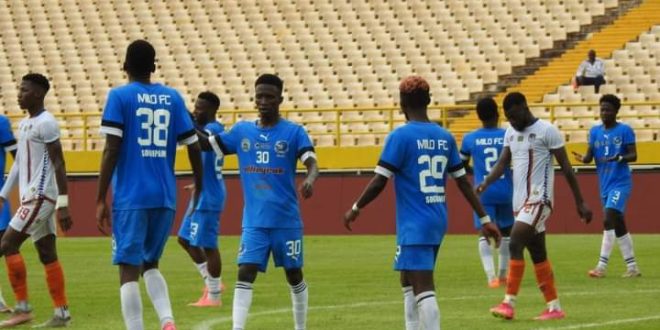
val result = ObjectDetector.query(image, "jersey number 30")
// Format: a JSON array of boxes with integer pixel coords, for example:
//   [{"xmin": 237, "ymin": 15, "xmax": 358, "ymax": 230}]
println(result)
[
  {"xmin": 418, "ymin": 155, "xmax": 448, "ymax": 193},
  {"xmin": 137, "ymin": 107, "xmax": 170, "ymax": 147}
]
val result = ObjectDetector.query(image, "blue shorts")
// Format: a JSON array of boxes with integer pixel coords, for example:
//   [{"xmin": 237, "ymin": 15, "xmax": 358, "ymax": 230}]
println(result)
[
  {"xmin": 601, "ymin": 188, "xmax": 630, "ymax": 213},
  {"xmin": 473, "ymin": 203, "xmax": 514, "ymax": 230},
  {"xmin": 178, "ymin": 206, "xmax": 220, "ymax": 249},
  {"xmin": 0, "ymin": 200, "xmax": 11, "ymax": 231},
  {"xmin": 393, "ymin": 245, "xmax": 440, "ymax": 271},
  {"xmin": 238, "ymin": 227, "xmax": 303, "ymax": 272},
  {"xmin": 112, "ymin": 208, "xmax": 175, "ymax": 266}
]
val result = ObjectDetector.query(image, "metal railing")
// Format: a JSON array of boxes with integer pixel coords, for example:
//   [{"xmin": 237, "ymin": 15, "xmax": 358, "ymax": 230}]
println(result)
[{"xmin": 4, "ymin": 101, "xmax": 658, "ymax": 150}]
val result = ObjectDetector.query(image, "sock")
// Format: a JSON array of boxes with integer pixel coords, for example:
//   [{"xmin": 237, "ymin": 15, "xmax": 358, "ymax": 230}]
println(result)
[
  {"xmin": 44, "ymin": 261, "xmax": 68, "ymax": 309},
  {"xmin": 207, "ymin": 276, "xmax": 221, "ymax": 301},
  {"xmin": 402, "ymin": 286, "xmax": 419, "ymax": 330},
  {"xmin": 498, "ymin": 237, "xmax": 510, "ymax": 279},
  {"xmin": 416, "ymin": 291, "xmax": 439, "ymax": 330},
  {"xmin": 195, "ymin": 262, "xmax": 209, "ymax": 280},
  {"xmin": 617, "ymin": 233, "xmax": 638, "ymax": 270},
  {"xmin": 533, "ymin": 260, "xmax": 558, "ymax": 304},
  {"xmin": 143, "ymin": 269, "xmax": 174, "ymax": 327},
  {"xmin": 478, "ymin": 237, "xmax": 495, "ymax": 281},
  {"xmin": 233, "ymin": 281, "xmax": 253, "ymax": 330},
  {"xmin": 290, "ymin": 281, "xmax": 308, "ymax": 330},
  {"xmin": 505, "ymin": 259, "xmax": 525, "ymax": 305},
  {"xmin": 120, "ymin": 282, "xmax": 143, "ymax": 330},
  {"xmin": 596, "ymin": 230, "xmax": 615, "ymax": 270},
  {"xmin": 547, "ymin": 299, "xmax": 561, "ymax": 312},
  {"xmin": 0, "ymin": 286, "xmax": 6, "ymax": 306},
  {"xmin": 54, "ymin": 306, "xmax": 70, "ymax": 319},
  {"xmin": 5, "ymin": 254, "xmax": 28, "ymax": 303}
]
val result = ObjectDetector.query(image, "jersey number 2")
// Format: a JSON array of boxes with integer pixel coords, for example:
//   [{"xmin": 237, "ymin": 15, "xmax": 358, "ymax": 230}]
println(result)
[{"xmin": 137, "ymin": 107, "xmax": 170, "ymax": 147}]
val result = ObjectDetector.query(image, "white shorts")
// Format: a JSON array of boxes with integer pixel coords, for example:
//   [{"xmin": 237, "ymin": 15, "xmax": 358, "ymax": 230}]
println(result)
[
  {"xmin": 515, "ymin": 203, "xmax": 552, "ymax": 233},
  {"xmin": 9, "ymin": 197, "xmax": 56, "ymax": 241}
]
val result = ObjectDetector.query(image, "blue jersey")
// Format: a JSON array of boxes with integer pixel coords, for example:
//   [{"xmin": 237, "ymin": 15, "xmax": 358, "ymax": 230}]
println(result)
[
  {"xmin": 100, "ymin": 82, "xmax": 197, "ymax": 210},
  {"xmin": 212, "ymin": 119, "xmax": 314, "ymax": 228},
  {"xmin": 197, "ymin": 121, "xmax": 226, "ymax": 211},
  {"xmin": 0, "ymin": 115, "xmax": 17, "ymax": 188},
  {"xmin": 375, "ymin": 121, "xmax": 465, "ymax": 245},
  {"xmin": 589, "ymin": 122, "xmax": 635, "ymax": 193},
  {"xmin": 460, "ymin": 128, "xmax": 513, "ymax": 205}
]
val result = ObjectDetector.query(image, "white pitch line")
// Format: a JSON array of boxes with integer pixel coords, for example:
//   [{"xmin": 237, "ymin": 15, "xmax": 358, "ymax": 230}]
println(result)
[
  {"xmin": 193, "ymin": 288, "xmax": 660, "ymax": 330},
  {"xmin": 534, "ymin": 315, "xmax": 660, "ymax": 330}
]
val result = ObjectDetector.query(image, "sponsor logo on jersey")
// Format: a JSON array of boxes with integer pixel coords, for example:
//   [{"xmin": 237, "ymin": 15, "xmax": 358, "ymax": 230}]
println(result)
[
  {"xmin": 613, "ymin": 136, "xmax": 622, "ymax": 145},
  {"xmin": 241, "ymin": 138, "xmax": 250, "ymax": 152},
  {"xmin": 275, "ymin": 140, "xmax": 289, "ymax": 157}
]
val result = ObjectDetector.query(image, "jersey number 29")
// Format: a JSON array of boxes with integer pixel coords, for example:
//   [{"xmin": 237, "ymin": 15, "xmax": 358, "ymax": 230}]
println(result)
[{"xmin": 418, "ymin": 155, "xmax": 447, "ymax": 193}]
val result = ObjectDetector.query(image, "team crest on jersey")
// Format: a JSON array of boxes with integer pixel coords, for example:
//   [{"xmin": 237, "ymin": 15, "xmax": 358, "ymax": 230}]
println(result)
[
  {"xmin": 613, "ymin": 136, "xmax": 622, "ymax": 145},
  {"xmin": 517, "ymin": 135, "xmax": 524, "ymax": 142},
  {"xmin": 275, "ymin": 140, "xmax": 289, "ymax": 157},
  {"xmin": 594, "ymin": 141, "xmax": 601, "ymax": 148},
  {"xmin": 241, "ymin": 138, "xmax": 250, "ymax": 152},
  {"xmin": 528, "ymin": 133, "xmax": 536, "ymax": 142}
]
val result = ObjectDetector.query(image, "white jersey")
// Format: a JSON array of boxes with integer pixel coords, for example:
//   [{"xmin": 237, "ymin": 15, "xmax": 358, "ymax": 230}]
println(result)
[
  {"xmin": 15, "ymin": 110, "xmax": 60, "ymax": 203},
  {"xmin": 504, "ymin": 119, "xmax": 564, "ymax": 212}
]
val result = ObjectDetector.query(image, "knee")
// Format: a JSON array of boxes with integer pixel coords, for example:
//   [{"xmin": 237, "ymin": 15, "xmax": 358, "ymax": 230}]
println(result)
[
  {"xmin": 177, "ymin": 237, "xmax": 189, "ymax": 249},
  {"xmin": 529, "ymin": 249, "xmax": 547, "ymax": 264},
  {"xmin": 37, "ymin": 248, "xmax": 57, "ymax": 265},
  {"xmin": 285, "ymin": 268, "xmax": 304, "ymax": 286},
  {"xmin": 237, "ymin": 264, "xmax": 258, "ymax": 283},
  {"xmin": 614, "ymin": 218, "xmax": 628, "ymax": 237}
]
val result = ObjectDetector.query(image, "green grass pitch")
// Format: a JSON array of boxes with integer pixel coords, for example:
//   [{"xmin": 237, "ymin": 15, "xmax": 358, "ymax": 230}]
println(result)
[{"xmin": 6, "ymin": 234, "xmax": 660, "ymax": 329}]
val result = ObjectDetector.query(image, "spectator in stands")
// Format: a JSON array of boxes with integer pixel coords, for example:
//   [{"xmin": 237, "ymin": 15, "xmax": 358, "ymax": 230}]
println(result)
[{"xmin": 575, "ymin": 50, "xmax": 606, "ymax": 93}]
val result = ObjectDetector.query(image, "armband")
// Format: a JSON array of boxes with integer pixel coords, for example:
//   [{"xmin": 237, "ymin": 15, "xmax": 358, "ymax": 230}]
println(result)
[
  {"xmin": 352, "ymin": 202, "xmax": 360, "ymax": 213},
  {"xmin": 56, "ymin": 195, "xmax": 69, "ymax": 209},
  {"xmin": 479, "ymin": 215, "xmax": 492, "ymax": 225}
]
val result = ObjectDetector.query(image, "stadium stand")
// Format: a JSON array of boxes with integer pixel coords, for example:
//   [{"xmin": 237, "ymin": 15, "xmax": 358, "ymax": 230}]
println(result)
[{"xmin": 0, "ymin": 0, "xmax": 658, "ymax": 150}]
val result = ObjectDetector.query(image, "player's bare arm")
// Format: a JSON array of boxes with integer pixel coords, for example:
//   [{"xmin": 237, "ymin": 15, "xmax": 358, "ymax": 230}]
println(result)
[
  {"xmin": 46, "ymin": 138, "xmax": 72, "ymax": 232},
  {"xmin": 187, "ymin": 141, "xmax": 204, "ymax": 209},
  {"xmin": 477, "ymin": 146, "xmax": 511, "ymax": 194},
  {"xmin": 343, "ymin": 174, "xmax": 389, "ymax": 231},
  {"xmin": 552, "ymin": 146, "xmax": 593, "ymax": 224},
  {"xmin": 299, "ymin": 156, "xmax": 318, "ymax": 199},
  {"xmin": 455, "ymin": 175, "xmax": 502, "ymax": 246},
  {"xmin": 96, "ymin": 134, "xmax": 122, "ymax": 235}
]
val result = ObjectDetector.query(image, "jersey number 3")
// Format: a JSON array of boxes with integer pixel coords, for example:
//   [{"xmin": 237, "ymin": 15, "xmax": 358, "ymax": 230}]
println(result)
[
  {"xmin": 137, "ymin": 107, "xmax": 170, "ymax": 147},
  {"xmin": 418, "ymin": 155, "xmax": 448, "ymax": 193}
]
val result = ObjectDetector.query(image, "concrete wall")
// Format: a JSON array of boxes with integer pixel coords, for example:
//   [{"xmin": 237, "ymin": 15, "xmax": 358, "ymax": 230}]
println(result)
[{"xmin": 57, "ymin": 171, "xmax": 659, "ymax": 237}]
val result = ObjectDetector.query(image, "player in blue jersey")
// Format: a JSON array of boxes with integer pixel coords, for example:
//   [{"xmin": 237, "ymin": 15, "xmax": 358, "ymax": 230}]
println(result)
[
  {"xmin": 572, "ymin": 94, "xmax": 640, "ymax": 278},
  {"xmin": 177, "ymin": 91, "xmax": 226, "ymax": 307},
  {"xmin": 96, "ymin": 40, "xmax": 203, "ymax": 330},
  {"xmin": 460, "ymin": 97, "xmax": 513, "ymax": 288},
  {"xmin": 198, "ymin": 74, "xmax": 318, "ymax": 330},
  {"xmin": 343, "ymin": 76, "xmax": 501, "ymax": 330},
  {"xmin": 0, "ymin": 114, "xmax": 16, "ymax": 313}
]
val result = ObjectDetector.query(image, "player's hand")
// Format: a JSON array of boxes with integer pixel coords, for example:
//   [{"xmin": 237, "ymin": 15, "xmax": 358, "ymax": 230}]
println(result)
[
  {"xmin": 475, "ymin": 183, "xmax": 487, "ymax": 195},
  {"xmin": 184, "ymin": 184, "xmax": 195, "ymax": 191},
  {"xmin": 298, "ymin": 179, "xmax": 314, "ymax": 199},
  {"xmin": 57, "ymin": 207, "xmax": 73, "ymax": 232},
  {"xmin": 343, "ymin": 208, "xmax": 359, "ymax": 231},
  {"xmin": 571, "ymin": 151, "xmax": 584, "ymax": 163},
  {"xmin": 578, "ymin": 202, "xmax": 593, "ymax": 224},
  {"xmin": 481, "ymin": 222, "xmax": 502, "ymax": 248},
  {"xmin": 95, "ymin": 200, "xmax": 111, "ymax": 236}
]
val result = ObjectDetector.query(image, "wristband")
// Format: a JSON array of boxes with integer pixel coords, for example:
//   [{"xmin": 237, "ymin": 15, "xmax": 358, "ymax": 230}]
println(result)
[
  {"xmin": 56, "ymin": 195, "xmax": 69, "ymax": 209},
  {"xmin": 479, "ymin": 215, "xmax": 492, "ymax": 225},
  {"xmin": 352, "ymin": 202, "xmax": 360, "ymax": 213}
]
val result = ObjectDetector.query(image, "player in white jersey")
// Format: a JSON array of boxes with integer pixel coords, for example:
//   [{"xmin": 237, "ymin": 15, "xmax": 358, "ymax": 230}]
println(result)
[
  {"xmin": 0, "ymin": 73, "xmax": 72, "ymax": 327},
  {"xmin": 479, "ymin": 92, "xmax": 592, "ymax": 321}
]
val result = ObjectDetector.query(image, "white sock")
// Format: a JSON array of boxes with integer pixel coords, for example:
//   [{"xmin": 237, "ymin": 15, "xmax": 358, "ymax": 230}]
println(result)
[
  {"xmin": 120, "ymin": 282, "xmax": 143, "ymax": 330},
  {"xmin": 54, "ymin": 306, "xmax": 70, "ymax": 318},
  {"xmin": 596, "ymin": 230, "xmax": 615, "ymax": 270},
  {"xmin": 207, "ymin": 276, "xmax": 221, "ymax": 301},
  {"xmin": 547, "ymin": 299, "xmax": 561, "ymax": 311},
  {"xmin": 232, "ymin": 281, "xmax": 253, "ymax": 330},
  {"xmin": 0, "ymin": 287, "xmax": 6, "ymax": 306},
  {"xmin": 143, "ymin": 269, "xmax": 174, "ymax": 327},
  {"xmin": 478, "ymin": 237, "xmax": 495, "ymax": 281},
  {"xmin": 402, "ymin": 286, "xmax": 419, "ymax": 330},
  {"xmin": 617, "ymin": 233, "xmax": 638, "ymax": 270},
  {"xmin": 503, "ymin": 294, "xmax": 517, "ymax": 307},
  {"xmin": 416, "ymin": 291, "xmax": 439, "ymax": 330},
  {"xmin": 290, "ymin": 281, "xmax": 308, "ymax": 330},
  {"xmin": 498, "ymin": 236, "xmax": 510, "ymax": 279},
  {"xmin": 196, "ymin": 262, "xmax": 209, "ymax": 280}
]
